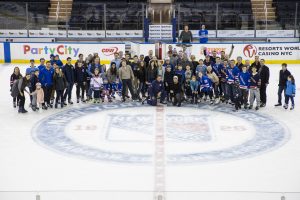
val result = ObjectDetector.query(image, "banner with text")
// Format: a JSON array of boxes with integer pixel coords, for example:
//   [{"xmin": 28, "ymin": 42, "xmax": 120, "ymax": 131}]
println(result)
[
  {"xmin": 9, "ymin": 43, "xmax": 126, "ymax": 64},
  {"xmin": 164, "ymin": 43, "xmax": 300, "ymax": 64}
]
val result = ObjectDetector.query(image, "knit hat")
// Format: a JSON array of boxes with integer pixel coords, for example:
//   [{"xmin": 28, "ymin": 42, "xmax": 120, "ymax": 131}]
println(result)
[
  {"xmin": 50, "ymin": 54, "xmax": 54, "ymax": 58},
  {"xmin": 25, "ymin": 68, "xmax": 31, "ymax": 75}
]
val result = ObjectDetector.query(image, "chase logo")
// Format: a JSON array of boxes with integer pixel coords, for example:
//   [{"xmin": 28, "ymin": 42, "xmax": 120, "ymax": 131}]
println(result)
[{"xmin": 31, "ymin": 103, "xmax": 290, "ymax": 164}]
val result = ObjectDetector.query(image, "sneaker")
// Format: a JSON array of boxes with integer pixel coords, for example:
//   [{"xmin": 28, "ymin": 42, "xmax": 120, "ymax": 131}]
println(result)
[
  {"xmin": 93, "ymin": 100, "xmax": 97, "ymax": 104},
  {"xmin": 82, "ymin": 99, "xmax": 86, "ymax": 103},
  {"xmin": 77, "ymin": 99, "xmax": 80, "ymax": 103},
  {"xmin": 31, "ymin": 106, "xmax": 37, "ymax": 111},
  {"xmin": 260, "ymin": 103, "xmax": 266, "ymax": 107},
  {"xmin": 244, "ymin": 105, "xmax": 248, "ymax": 109},
  {"xmin": 255, "ymin": 106, "xmax": 259, "ymax": 110},
  {"xmin": 290, "ymin": 105, "xmax": 294, "ymax": 110},
  {"xmin": 55, "ymin": 104, "xmax": 58, "ymax": 109},
  {"xmin": 248, "ymin": 105, "xmax": 253, "ymax": 109},
  {"xmin": 108, "ymin": 99, "xmax": 112, "ymax": 103},
  {"xmin": 283, "ymin": 104, "xmax": 288, "ymax": 109},
  {"xmin": 68, "ymin": 100, "xmax": 74, "ymax": 105},
  {"xmin": 13, "ymin": 102, "xmax": 16, "ymax": 108},
  {"xmin": 63, "ymin": 101, "xmax": 67, "ymax": 106},
  {"xmin": 275, "ymin": 103, "xmax": 282, "ymax": 106},
  {"xmin": 210, "ymin": 100, "xmax": 214, "ymax": 105}
]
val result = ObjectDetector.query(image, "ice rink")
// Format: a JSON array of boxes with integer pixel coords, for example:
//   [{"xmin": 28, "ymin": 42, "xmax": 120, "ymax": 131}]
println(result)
[{"xmin": 0, "ymin": 63, "xmax": 300, "ymax": 200}]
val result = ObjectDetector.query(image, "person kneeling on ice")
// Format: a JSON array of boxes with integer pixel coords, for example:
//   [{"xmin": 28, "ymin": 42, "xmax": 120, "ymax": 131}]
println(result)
[
  {"xmin": 30, "ymin": 82, "xmax": 44, "ymax": 111},
  {"xmin": 198, "ymin": 71, "xmax": 214, "ymax": 104},
  {"xmin": 284, "ymin": 75, "xmax": 296, "ymax": 110},
  {"xmin": 90, "ymin": 68, "xmax": 103, "ymax": 104},
  {"xmin": 146, "ymin": 75, "xmax": 167, "ymax": 106},
  {"xmin": 170, "ymin": 76, "xmax": 183, "ymax": 107}
]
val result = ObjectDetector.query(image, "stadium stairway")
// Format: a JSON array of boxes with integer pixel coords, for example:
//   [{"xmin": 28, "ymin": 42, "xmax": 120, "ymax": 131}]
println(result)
[
  {"xmin": 251, "ymin": 0, "xmax": 281, "ymax": 29},
  {"xmin": 48, "ymin": 0, "xmax": 73, "ymax": 23}
]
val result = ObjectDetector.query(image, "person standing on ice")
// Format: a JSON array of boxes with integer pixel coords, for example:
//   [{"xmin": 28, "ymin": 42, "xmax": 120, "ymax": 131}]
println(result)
[
  {"xmin": 275, "ymin": 63, "xmax": 291, "ymax": 107},
  {"xmin": 198, "ymin": 24, "xmax": 208, "ymax": 43},
  {"xmin": 179, "ymin": 25, "xmax": 193, "ymax": 43},
  {"xmin": 10, "ymin": 67, "xmax": 22, "ymax": 108},
  {"xmin": 63, "ymin": 57, "xmax": 75, "ymax": 105}
]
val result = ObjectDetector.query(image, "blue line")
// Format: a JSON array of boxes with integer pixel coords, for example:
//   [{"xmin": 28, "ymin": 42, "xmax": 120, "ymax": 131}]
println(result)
[{"xmin": 3, "ymin": 42, "xmax": 11, "ymax": 63}]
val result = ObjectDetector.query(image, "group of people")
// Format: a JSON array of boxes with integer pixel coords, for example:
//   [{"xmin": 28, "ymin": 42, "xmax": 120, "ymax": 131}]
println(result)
[{"xmin": 9, "ymin": 47, "xmax": 296, "ymax": 113}]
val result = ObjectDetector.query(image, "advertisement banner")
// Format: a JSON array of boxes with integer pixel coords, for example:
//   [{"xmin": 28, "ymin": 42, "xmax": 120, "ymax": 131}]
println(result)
[
  {"xmin": 217, "ymin": 30, "xmax": 255, "ymax": 38},
  {"xmin": 68, "ymin": 30, "xmax": 105, "ymax": 38},
  {"xmin": 0, "ymin": 43, "xmax": 4, "ymax": 63},
  {"xmin": 10, "ymin": 43, "xmax": 125, "ymax": 64},
  {"xmin": 28, "ymin": 30, "xmax": 67, "ymax": 38},
  {"xmin": 106, "ymin": 30, "xmax": 143, "ymax": 38},
  {"xmin": 164, "ymin": 43, "xmax": 300, "ymax": 64},
  {"xmin": 256, "ymin": 30, "xmax": 296, "ymax": 38},
  {"xmin": 150, "ymin": 25, "xmax": 173, "ymax": 39},
  {"xmin": 0, "ymin": 30, "xmax": 28, "ymax": 38}
]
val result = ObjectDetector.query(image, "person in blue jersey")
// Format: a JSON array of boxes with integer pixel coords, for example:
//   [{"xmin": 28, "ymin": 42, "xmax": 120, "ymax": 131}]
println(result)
[
  {"xmin": 239, "ymin": 65, "xmax": 251, "ymax": 109},
  {"xmin": 38, "ymin": 58, "xmax": 46, "ymax": 71},
  {"xmin": 284, "ymin": 75, "xmax": 296, "ymax": 110},
  {"xmin": 225, "ymin": 59, "xmax": 240, "ymax": 105},
  {"xmin": 198, "ymin": 71, "xmax": 214, "ymax": 104},
  {"xmin": 54, "ymin": 55, "xmax": 63, "ymax": 68},
  {"xmin": 195, "ymin": 59, "xmax": 207, "ymax": 76},
  {"xmin": 199, "ymin": 24, "xmax": 208, "ymax": 43},
  {"xmin": 39, "ymin": 61, "xmax": 54, "ymax": 109}
]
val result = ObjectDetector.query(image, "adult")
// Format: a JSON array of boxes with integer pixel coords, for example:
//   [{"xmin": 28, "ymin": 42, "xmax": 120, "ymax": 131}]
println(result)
[
  {"xmin": 144, "ymin": 50, "xmax": 154, "ymax": 68},
  {"xmin": 17, "ymin": 69, "xmax": 31, "ymax": 113},
  {"xmin": 170, "ymin": 76, "xmax": 183, "ymax": 107},
  {"xmin": 111, "ymin": 52, "xmax": 121, "ymax": 69},
  {"xmin": 198, "ymin": 24, "xmax": 208, "ymax": 43},
  {"xmin": 147, "ymin": 75, "xmax": 167, "ymax": 106},
  {"xmin": 119, "ymin": 60, "xmax": 136, "ymax": 102},
  {"xmin": 63, "ymin": 57, "xmax": 75, "ymax": 105},
  {"xmin": 275, "ymin": 63, "xmax": 291, "ymax": 106},
  {"xmin": 250, "ymin": 55, "xmax": 261, "ymax": 72},
  {"xmin": 259, "ymin": 59, "xmax": 270, "ymax": 107},
  {"xmin": 179, "ymin": 25, "xmax": 193, "ymax": 43},
  {"xmin": 39, "ymin": 61, "xmax": 54, "ymax": 109}
]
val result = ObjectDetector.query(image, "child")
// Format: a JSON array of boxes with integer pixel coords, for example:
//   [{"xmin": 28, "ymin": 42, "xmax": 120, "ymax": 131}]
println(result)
[
  {"xmin": 239, "ymin": 65, "xmax": 251, "ymax": 109},
  {"xmin": 74, "ymin": 62, "xmax": 88, "ymax": 103},
  {"xmin": 10, "ymin": 67, "xmax": 22, "ymax": 108},
  {"xmin": 30, "ymin": 68, "xmax": 40, "ymax": 111},
  {"xmin": 195, "ymin": 59, "xmax": 207, "ymax": 76},
  {"xmin": 90, "ymin": 68, "xmax": 103, "ymax": 103},
  {"xmin": 184, "ymin": 65, "xmax": 193, "ymax": 100},
  {"xmin": 198, "ymin": 71, "xmax": 214, "ymax": 104},
  {"xmin": 102, "ymin": 77, "xmax": 112, "ymax": 103},
  {"xmin": 206, "ymin": 66, "xmax": 219, "ymax": 103},
  {"xmin": 31, "ymin": 83, "xmax": 44, "ymax": 110},
  {"xmin": 249, "ymin": 67, "xmax": 261, "ymax": 110},
  {"xmin": 284, "ymin": 75, "xmax": 296, "ymax": 110},
  {"xmin": 190, "ymin": 75, "xmax": 199, "ymax": 104},
  {"xmin": 174, "ymin": 64, "xmax": 185, "ymax": 85},
  {"xmin": 53, "ymin": 67, "xmax": 67, "ymax": 108}
]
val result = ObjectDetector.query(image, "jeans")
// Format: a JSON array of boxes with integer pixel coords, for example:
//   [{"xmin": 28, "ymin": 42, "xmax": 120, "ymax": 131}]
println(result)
[
  {"xmin": 43, "ymin": 85, "xmax": 53, "ymax": 105},
  {"xmin": 63, "ymin": 82, "xmax": 74, "ymax": 101},
  {"xmin": 277, "ymin": 85, "xmax": 285, "ymax": 104},
  {"xmin": 121, "ymin": 79, "xmax": 135, "ymax": 99},
  {"xmin": 56, "ymin": 90, "xmax": 64, "ymax": 104},
  {"xmin": 76, "ymin": 82, "xmax": 85, "ymax": 99},
  {"xmin": 285, "ymin": 95, "xmax": 294, "ymax": 106}
]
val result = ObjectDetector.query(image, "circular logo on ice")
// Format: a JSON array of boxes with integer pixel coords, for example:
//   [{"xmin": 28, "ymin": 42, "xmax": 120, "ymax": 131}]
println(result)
[
  {"xmin": 31, "ymin": 103, "xmax": 289, "ymax": 164},
  {"xmin": 243, "ymin": 44, "xmax": 257, "ymax": 58}
]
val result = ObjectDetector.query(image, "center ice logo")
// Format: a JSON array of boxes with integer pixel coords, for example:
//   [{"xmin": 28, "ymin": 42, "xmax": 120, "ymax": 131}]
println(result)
[{"xmin": 31, "ymin": 103, "xmax": 290, "ymax": 164}]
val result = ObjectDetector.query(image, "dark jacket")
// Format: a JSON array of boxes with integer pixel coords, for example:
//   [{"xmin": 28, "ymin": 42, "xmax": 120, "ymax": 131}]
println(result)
[
  {"xmin": 63, "ymin": 64, "xmax": 75, "ymax": 83},
  {"xmin": 30, "ymin": 74, "xmax": 39, "ymax": 91},
  {"xmin": 137, "ymin": 66, "xmax": 146, "ymax": 82},
  {"xmin": 146, "ymin": 66, "xmax": 158, "ymax": 83},
  {"xmin": 279, "ymin": 69, "xmax": 291, "ymax": 86},
  {"xmin": 10, "ymin": 73, "xmax": 22, "ymax": 87},
  {"xmin": 170, "ymin": 82, "xmax": 182, "ymax": 94},
  {"xmin": 53, "ymin": 72, "xmax": 67, "ymax": 91},
  {"xmin": 250, "ymin": 61, "xmax": 261, "ymax": 72},
  {"xmin": 259, "ymin": 65, "xmax": 270, "ymax": 84},
  {"xmin": 164, "ymin": 71, "xmax": 174, "ymax": 86},
  {"xmin": 74, "ymin": 66, "xmax": 88, "ymax": 83}
]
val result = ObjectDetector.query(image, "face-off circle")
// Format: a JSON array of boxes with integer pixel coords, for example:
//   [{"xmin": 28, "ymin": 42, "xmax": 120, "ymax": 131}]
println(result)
[{"xmin": 31, "ymin": 103, "xmax": 290, "ymax": 164}]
